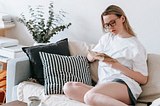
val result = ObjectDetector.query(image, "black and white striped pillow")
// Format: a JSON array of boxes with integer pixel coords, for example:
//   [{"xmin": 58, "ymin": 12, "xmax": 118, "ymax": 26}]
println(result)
[{"xmin": 39, "ymin": 52, "xmax": 92, "ymax": 95}]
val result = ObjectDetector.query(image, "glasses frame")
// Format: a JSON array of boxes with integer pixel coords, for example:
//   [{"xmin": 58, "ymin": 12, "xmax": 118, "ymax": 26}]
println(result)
[{"xmin": 103, "ymin": 17, "xmax": 119, "ymax": 29}]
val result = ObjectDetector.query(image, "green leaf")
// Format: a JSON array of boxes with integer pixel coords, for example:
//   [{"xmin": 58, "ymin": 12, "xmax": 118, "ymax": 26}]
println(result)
[{"xmin": 16, "ymin": 1, "xmax": 72, "ymax": 43}]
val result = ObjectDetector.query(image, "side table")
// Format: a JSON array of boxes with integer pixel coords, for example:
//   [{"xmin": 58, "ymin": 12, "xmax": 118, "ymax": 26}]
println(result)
[
  {"xmin": 0, "ymin": 26, "xmax": 15, "ymax": 37},
  {"xmin": 0, "ymin": 100, "xmax": 27, "ymax": 106},
  {"xmin": 0, "ymin": 61, "xmax": 7, "ymax": 70},
  {"xmin": 0, "ymin": 26, "xmax": 15, "ymax": 70}
]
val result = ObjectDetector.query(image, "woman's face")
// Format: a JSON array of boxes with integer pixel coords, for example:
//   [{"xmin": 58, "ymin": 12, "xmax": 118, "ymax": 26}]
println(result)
[{"xmin": 103, "ymin": 14, "xmax": 125, "ymax": 35}]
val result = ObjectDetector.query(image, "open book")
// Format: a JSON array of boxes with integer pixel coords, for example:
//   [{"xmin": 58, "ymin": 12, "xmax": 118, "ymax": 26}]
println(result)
[{"xmin": 88, "ymin": 49, "xmax": 118, "ymax": 62}]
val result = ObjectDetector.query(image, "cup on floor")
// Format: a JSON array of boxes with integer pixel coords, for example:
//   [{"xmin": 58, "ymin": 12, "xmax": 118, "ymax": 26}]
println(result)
[{"xmin": 28, "ymin": 96, "xmax": 41, "ymax": 106}]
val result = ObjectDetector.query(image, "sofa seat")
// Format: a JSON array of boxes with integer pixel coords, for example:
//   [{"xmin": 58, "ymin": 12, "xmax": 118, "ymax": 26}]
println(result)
[{"xmin": 17, "ymin": 81, "xmax": 149, "ymax": 106}]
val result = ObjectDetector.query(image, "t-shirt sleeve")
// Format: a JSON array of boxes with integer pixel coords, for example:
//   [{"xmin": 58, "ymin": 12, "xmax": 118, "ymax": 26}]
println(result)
[{"xmin": 132, "ymin": 47, "xmax": 148, "ymax": 76}]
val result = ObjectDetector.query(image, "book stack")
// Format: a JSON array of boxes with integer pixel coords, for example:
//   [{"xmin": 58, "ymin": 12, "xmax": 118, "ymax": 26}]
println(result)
[
  {"xmin": 0, "ymin": 13, "xmax": 15, "ymax": 28},
  {"xmin": 0, "ymin": 37, "xmax": 27, "ymax": 63}
]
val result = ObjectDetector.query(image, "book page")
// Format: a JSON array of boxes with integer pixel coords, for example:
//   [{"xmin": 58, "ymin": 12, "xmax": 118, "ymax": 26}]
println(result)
[{"xmin": 88, "ymin": 49, "xmax": 118, "ymax": 62}]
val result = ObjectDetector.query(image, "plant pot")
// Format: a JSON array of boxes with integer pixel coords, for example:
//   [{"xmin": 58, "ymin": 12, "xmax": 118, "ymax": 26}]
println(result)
[{"xmin": 33, "ymin": 42, "xmax": 49, "ymax": 46}]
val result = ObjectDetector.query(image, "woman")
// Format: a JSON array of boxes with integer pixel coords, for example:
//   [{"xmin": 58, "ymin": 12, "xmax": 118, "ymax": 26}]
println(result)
[{"xmin": 63, "ymin": 5, "xmax": 148, "ymax": 106}]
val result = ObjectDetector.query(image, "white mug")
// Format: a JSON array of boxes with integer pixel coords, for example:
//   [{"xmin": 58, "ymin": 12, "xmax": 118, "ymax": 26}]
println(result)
[{"xmin": 28, "ymin": 96, "xmax": 41, "ymax": 106}]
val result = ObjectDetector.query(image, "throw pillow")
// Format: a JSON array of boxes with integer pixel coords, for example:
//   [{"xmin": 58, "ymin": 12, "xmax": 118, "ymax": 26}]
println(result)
[
  {"xmin": 68, "ymin": 39, "xmax": 99, "ymax": 83},
  {"xmin": 22, "ymin": 38, "xmax": 70, "ymax": 85},
  {"xmin": 39, "ymin": 52, "xmax": 92, "ymax": 95}
]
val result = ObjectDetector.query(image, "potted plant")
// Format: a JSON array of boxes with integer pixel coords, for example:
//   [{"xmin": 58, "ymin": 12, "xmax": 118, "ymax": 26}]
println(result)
[{"xmin": 16, "ymin": 1, "xmax": 71, "ymax": 43}]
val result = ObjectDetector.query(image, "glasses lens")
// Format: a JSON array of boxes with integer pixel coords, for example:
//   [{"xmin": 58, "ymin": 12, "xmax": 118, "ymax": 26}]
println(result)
[
  {"xmin": 110, "ymin": 20, "xmax": 116, "ymax": 27},
  {"xmin": 103, "ymin": 24, "xmax": 109, "ymax": 29},
  {"xmin": 103, "ymin": 18, "xmax": 118, "ymax": 29}
]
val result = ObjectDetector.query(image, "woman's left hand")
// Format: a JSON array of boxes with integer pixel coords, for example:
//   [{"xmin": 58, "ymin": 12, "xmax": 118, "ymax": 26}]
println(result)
[
  {"xmin": 102, "ymin": 60, "xmax": 148, "ymax": 85},
  {"xmin": 102, "ymin": 60, "xmax": 123, "ymax": 70}
]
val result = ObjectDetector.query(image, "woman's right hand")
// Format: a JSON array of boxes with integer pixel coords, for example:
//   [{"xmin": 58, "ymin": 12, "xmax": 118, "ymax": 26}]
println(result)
[{"xmin": 87, "ymin": 53, "xmax": 96, "ymax": 62}]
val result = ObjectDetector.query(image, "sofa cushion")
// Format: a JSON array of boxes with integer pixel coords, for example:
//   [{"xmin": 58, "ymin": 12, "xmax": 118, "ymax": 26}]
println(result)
[
  {"xmin": 68, "ymin": 39, "xmax": 99, "ymax": 83},
  {"xmin": 135, "ymin": 103, "xmax": 147, "ymax": 106},
  {"xmin": 137, "ymin": 54, "xmax": 160, "ymax": 103},
  {"xmin": 22, "ymin": 38, "xmax": 70, "ymax": 85},
  {"xmin": 39, "ymin": 52, "xmax": 92, "ymax": 95}
]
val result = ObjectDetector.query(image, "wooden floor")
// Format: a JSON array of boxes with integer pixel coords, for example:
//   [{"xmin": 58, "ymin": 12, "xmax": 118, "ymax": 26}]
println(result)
[{"xmin": 0, "ymin": 100, "xmax": 27, "ymax": 106}]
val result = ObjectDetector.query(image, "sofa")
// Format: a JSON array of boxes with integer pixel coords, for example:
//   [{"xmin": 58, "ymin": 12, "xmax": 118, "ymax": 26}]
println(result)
[{"xmin": 6, "ymin": 38, "xmax": 160, "ymax": 106}]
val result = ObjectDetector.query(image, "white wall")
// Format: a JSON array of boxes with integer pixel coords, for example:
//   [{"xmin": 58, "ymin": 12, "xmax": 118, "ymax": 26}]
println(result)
[{"xmin": 0, "ymin": 0, "xmax": 160, "ymax": 54}]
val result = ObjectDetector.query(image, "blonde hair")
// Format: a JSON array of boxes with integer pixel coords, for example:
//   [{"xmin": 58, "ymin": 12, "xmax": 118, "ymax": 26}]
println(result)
[{"xmin": 101, "ymin": 5, "xmax": 136, "ymax": 37}]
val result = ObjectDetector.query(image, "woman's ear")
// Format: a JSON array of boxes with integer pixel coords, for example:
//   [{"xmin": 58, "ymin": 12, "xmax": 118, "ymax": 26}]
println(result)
[{"xmin": 121, "ymin": 15, "xmax": 125, "ymax": 23}]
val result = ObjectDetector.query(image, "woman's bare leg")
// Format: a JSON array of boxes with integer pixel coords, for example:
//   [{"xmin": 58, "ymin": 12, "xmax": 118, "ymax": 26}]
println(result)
[
  {"xmin": 84, "ymin": 82, "xmax": 131, "ymax": 106},
  {"xmin": 63, "ymin": 82, "xmax": 93, "ymax": 102},
  {"xmin": 85, "ymin": 93, "xmax": 128, "ymax": 106}
]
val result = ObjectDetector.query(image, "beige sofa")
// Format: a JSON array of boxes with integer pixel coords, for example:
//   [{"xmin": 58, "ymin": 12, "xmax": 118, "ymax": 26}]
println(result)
[{"xmin": 6, "ymin": 39, "xmax": 160, "ymax": 106}]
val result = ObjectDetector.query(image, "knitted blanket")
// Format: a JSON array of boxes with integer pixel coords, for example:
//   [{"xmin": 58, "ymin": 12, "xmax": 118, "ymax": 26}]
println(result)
[{"xmin": 17, "ymin": 81, "xmax": 88, "ymax": 106}]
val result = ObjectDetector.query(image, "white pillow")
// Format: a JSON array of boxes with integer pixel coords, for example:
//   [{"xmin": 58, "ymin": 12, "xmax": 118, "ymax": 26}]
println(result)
[{"xmin": 68, "ymin": 39, "xmax": 99, "ymax": 83}]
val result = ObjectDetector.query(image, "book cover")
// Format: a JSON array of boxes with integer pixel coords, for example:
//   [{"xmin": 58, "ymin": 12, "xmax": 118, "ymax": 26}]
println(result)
[
  {"xmin": 0, "ymin": 13, "xmax": 11, "ymax": 28},
  {"xmin": 2, "ymin": 45, "xmax": 26, "ymax": 53},
  {"xmin": 0, "ymin": 37, "xmax": 19, "ymax": 48},
  {"xmin": 0, "ymin": 13, "xmax": 11, "ymax": 20},
  {"xmin": 88, "ymin": 49, "xmax": 118, "ymax": 62},
  {"xmin": 0, "ymin": 49, "xmax": 26, "ymax": 59},
  {"xmin": 0, "ymin": 55, "xmax": 10, "ymax": 63}
]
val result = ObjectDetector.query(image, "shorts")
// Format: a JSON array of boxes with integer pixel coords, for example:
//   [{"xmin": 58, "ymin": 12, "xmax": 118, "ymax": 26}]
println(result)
[{"xmin": 111, "ymin": 78, "xmax": 136, "ymax": 106}]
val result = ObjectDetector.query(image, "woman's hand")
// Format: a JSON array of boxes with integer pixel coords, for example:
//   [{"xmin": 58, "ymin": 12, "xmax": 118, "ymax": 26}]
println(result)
[
  {"xmin": 87, "ymin": 53, "xmax": 95, "ymax": 62},
  {"xmin": 87, "ymin": 51, "xmax": 99, "ymax": 62},
  {"xmin": 102, "ymin": 60, "xmax": 148, "ymax": 85},
  {"xmin": 102, "ymin": 60, "xmax": 123, "ymax": 70}
]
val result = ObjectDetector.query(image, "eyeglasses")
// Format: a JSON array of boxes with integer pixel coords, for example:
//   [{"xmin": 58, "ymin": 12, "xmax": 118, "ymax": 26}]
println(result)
[{"xmin": 103, "ymin": 17, "xmax": 119, "ymax": 29}]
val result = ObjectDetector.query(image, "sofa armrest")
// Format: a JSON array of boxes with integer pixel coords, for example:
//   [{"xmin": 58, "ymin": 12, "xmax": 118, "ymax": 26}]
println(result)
[{"xmin": 6, "ymin": 56, "xmax": 31, "ymax": 103}]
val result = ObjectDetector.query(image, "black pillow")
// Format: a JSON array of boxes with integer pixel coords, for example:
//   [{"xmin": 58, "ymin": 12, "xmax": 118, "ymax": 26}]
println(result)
[{"xmin": 22, "ymin": 38, "xmax": 70, "ymax": 85}]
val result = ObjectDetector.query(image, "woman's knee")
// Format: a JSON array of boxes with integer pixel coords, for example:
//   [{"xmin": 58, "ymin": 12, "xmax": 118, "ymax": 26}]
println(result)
[
  {"xmin": 63, "ymin": 82, "xmax": 82, "ymax": 95},
  {"xmin": 63, "ymin": 82, "xmax": 73, "ymax": 94},
  {"xmin": 84, "ymin": 91, "xmax": 96, "ymax": 105}
]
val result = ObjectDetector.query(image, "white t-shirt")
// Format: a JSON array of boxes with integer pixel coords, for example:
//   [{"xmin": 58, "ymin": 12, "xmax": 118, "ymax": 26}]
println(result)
[{"xmin": 92, "ymin": 33, "xmax": 148, "ymax": 100}]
